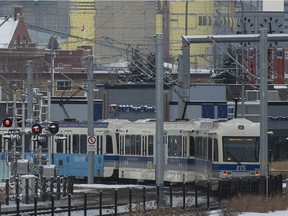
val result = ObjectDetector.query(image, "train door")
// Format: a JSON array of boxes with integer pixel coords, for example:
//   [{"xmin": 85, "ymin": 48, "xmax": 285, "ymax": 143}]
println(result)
[
  {"xmin": 71, "ymin": 133, "xmax": 87, "ymax": 154},
  {"xmin": 142, "ymin": 134, "xmax": 154, "ymax": 170},
  {"xmin": 195, "ymin": 132, "xmax": 209, "ymax": 181},
  {"xmin": 104, "ymin": 132, "xmax": 114, "ymax": 155}
]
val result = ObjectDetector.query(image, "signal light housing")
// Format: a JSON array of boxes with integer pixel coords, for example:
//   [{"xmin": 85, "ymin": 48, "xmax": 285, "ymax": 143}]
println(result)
[
  {"xmin": 48, "ymin": 122, "xmax": 59, "ymax": 135},
  {"xmin": 31, "ymin": 123, "xmax": 42, "ymax": 135},
  {"xmin": 2, "ymin": 118, "xmax": 13, "ymax": 127}
]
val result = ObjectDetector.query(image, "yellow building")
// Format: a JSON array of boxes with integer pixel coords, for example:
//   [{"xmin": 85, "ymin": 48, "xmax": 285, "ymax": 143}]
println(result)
[
  {"xmin": 61, "ymin": 0, "xmax": 96, "ymax": 51},
  {"xmin": 156, "ymin": 0, "xmax": 235, "ymax": 69},
  {"xmin": 61, "ymin": 1, "xmax": 235, "ymax": 69}
]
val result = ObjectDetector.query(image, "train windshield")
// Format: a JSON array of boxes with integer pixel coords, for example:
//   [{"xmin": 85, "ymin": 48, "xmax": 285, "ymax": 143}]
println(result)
[{"xmin": 223, "ymin": 137, "xmax": 259, "ymax": 162}]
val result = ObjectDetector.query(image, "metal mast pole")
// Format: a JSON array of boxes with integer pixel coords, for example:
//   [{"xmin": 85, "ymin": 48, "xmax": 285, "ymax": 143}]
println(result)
[
  {"xmin": 155, "ymin": 33, "xmax": 164, "ymax": 203},
  {"xmin": 26, "ymin": 60, "xmax": 33, "ymax": 120},
  {"xmin": 177, "ymin": 55, "xmax": 184, "ymax": 119},
  {"xmin": 47, "ymin": 85, "xmax": 52, "ymax": 165},
  {"xmin": 182, "ymin": 38, "xmax": 190, "ymax": 119},
  {"xmin": 87, "ymin": 56, "xmax": 94, "ymax": 184},
  {"xmin": 259, "ymin": 28, "xmax": 268, "ymax": 196},
  {"xmin": 51, "ymin": 52, "xmax": 55, "ymax": 96},
  {"xmin": 21, "ymin": 94, "xmax": 26, "ymax": 159},
  {"xmin": 240, "ymin": 0, "xmax": 245, "ymax": 117}
]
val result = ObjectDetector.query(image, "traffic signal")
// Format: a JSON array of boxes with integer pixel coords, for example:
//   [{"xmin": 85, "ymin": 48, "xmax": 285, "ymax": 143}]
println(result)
[
  {"xmin": 31, "ymin": 123, "xmax": 42, "ymax": 135},
  {"xmin": 37, "ymin": 135, "xmax": 47, "ymax": 146},
  {"xmin": 2, "ymin": 118, "xmax": 13, "ymax": 127},
  {"xmin": 48, "ymin": 122, "xmax": 59, "ymax": 134}
]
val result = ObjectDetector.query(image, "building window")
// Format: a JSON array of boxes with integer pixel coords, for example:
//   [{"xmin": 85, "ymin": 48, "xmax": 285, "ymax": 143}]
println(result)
[
  {"xmin": 9, "ymin": 80, "xmax": 23, "ymax": 89},
  {"xmin": 56, "ymin": 80, "xmax": 72, "ymax": 91},
  {"xmin": 198, "ymin": 16, "xmax": 207, "ymax": 26}
]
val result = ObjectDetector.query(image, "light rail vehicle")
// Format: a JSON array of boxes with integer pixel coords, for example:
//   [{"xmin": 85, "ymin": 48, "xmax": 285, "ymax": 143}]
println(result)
[{"xmin": 0, "ymin": 118, "xmax": 260, "ymax": 185}]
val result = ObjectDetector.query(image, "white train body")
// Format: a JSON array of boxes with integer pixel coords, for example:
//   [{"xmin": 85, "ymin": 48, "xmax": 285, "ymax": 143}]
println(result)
[{"xmin": 0, "ymin": 118, "xmax": 260, "ymax": 185}]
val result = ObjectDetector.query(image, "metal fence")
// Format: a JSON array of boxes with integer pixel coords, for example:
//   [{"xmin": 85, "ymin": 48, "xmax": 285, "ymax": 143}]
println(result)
[{"xmin": 0, "ymin": 175, "xmax": 283, "ymax": 215}]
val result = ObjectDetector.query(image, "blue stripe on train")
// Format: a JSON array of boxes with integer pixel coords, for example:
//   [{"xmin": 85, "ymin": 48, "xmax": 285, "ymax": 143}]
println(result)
[
  {"xmin": 53, "ymin": 153, "xmax": 105, "ymax": 177},
  {"xmin": 212, "ymin": 163, "xmax": 260, "ymax": 171}
]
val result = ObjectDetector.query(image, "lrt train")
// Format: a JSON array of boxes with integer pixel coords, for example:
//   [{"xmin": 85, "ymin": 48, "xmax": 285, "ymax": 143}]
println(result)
[{"xmin": 0, "ymin": 118, "xmax": 260, "ymax": 184}]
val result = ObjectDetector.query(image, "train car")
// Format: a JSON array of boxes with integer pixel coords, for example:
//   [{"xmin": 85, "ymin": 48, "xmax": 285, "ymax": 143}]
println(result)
[
  {"xmin": 0, "ymin": 117, "xmax": 261, "ymax": 186},
  {"xmin": 52, "ymin": 119, "xmax": 129, "ymax": 179},
  {"xmin": 193, "ymin": 118, "xmax": 260, "ymax": 184},
  {"xmin": 118, "ymin": 119, "xmax": 196, "ymax": 183}
]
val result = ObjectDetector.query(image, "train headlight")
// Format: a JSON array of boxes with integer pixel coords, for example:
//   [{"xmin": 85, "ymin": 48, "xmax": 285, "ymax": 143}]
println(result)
[
  {"xmin": 250, "ymin": 171, "xmax": 260, "ymax": 176},
  {"xmin": 222, "ymin": 170, "xmax": 232, "ymax": 177},
  {"xmin": 238, "ymin": 125, "xmax": 244, "ymax": 130}
]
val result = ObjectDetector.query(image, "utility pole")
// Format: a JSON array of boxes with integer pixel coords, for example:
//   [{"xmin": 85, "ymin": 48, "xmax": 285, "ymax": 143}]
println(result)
[
  {"xmin": 47, "ymin": 81, "xmax": 52, "ymax": 165},
  {"xmin": 87, "ymin": 56, "xmax": 94, "ymax": 184},
  {"xmin": 51, "ymin": 52, "xmax": 56, "ymax": 96},
  {"xmin": 155, "ymin": 33, "xmax": 164, "ymax": 204},
  {"xmin": 21, "ymin": 94, "xmax": 26, "ymax": 159},
  {"xmin": 259, "ymin": 28, "xmax": 268, "ymax": 196},
  {"xmin": 26, "ymin": 60, "xmax": 33, "ymax": 121}
]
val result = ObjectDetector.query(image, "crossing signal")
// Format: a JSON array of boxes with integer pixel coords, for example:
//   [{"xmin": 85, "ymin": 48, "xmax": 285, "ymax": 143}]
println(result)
[
  {"xmin": 2, "ymin": 118, "xmax": 13, "ymax": 127},
  {"xmin": 48, "ymin": 122, "xmax": 59, "ymax": 135},
  {"xmin": 31, "ymin": 123, "xmax": 42, "ymax": 135},
  {"xmin": 37, "ymin": 135, "xmax": 47, "ymax": 146}
]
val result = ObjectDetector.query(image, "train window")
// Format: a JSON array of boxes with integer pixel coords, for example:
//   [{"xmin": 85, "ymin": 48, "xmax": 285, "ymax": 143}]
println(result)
[
  {"xmin": 168, "ymin": 136, "xmax": 173, "ymax": 156},
  {"xmin": 168, "ymin": 135, "xmax": 183, "ymax": 157},
  {"xmin": 183, "ymin": 137, "xmax": 187, "ymax": 158},
  {"xmin": 131, "ymin": 135, "xmax": 136, "ymax": 155},
  {"xmin": 120, "ymin": 135, "xmax": 124, "ymax": 155},
  {"xmin": 189, "ymin": 136, "xmax": 195, "ymax": 157},
  {"xmin": 136, "ymin": 135, "xmax": 141, "ymax": 155},
  {"xmin": 202, "ymin": 137, "xmax": 208, "ymax": 159},
  {"xmin": 80, "ymin": 134, "xmax": 87, "ymax": 153},
  {"xmin": 66, "ymin": 135, "xmax": 71, "ymax": 154},
  {"xmin": 214, "ymin": 138, "xmax": 218, "ymax": 161},
  {"xmin": 97, "ymin": 135, "xmax": 103, "ymax": 154},
  {"xmin": 173, "ymin": 136, "xmax": 179, "ymax": 157},
  {"xmin": 125, "ymin": 135, "xmax": 131, "ymax": 155},
  {"xmin": 56, "ymin": 137, "xmax": 64, "ymax": 153},
  {"xmin": 106, "ymin": 135, "xmax": 113, "ymax": 154},
  {"xmin": 142, "ymin": 136, "xmax": 147, "ymax": 156},
  {"xmin": 116, "ymin": 133, "xmax": 119, "ymax": 154},
  {"xmin": 73, "ymin": 134, "xmax": 79, "ymax": 153},
  {"xmin": 194, "ymin": 137, "xmax": 199, "ymax": 158},
  {"xmin": 223, "ymin": 137, "xmax": 259, "ymax": 162},
  {"xmin": 208, "ymin": 138, "xmax": 212, "ymax": 161},
  {"xmin": 147, "ymin": 135, "xmax": 153, "ymax": 156},
  {"xmin": 177, "ymin": 136, "xmax": 182, "ymax": 157}
]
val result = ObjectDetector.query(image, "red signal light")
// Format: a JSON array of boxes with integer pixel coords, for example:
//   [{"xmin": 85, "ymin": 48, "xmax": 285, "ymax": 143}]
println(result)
[
  {"xmin": 31, "ymin": 123, "xmax": 42, "ymax": 135},
  {"xmin": 2, "ymin": 118, "xmax": 13, "ymax": 127}
]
